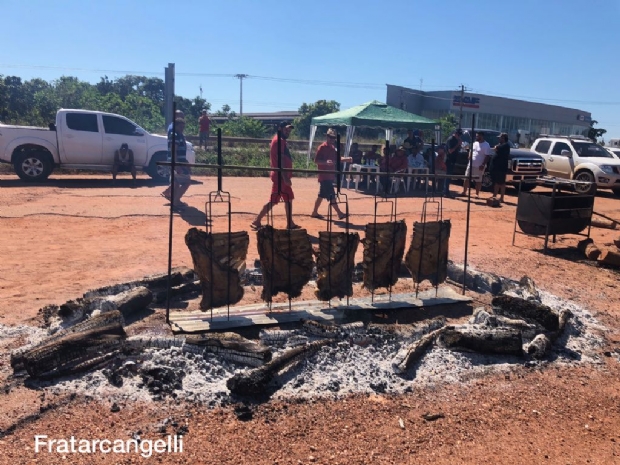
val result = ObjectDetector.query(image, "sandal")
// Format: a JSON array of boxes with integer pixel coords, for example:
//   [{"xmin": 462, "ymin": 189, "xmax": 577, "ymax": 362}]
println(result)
[
  {"xmin": 287, "ymin": 224, "xmax": 302, "ymax": 230},
  {"xmin": 338, "ymin": 213, "xmax": 349, "ymax": 220},
  {"xmin": 250, "ymin": 223, "xmax": 263, "ymax": 231},
  {"xmin": 310, "ymin": 213, "xmax": 325, "ymax": 219}
]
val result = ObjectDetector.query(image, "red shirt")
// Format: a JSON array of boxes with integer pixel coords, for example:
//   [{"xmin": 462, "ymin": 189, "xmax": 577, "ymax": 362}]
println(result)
[
  {"xmin": 382, "ymin": 154, "xmax": 407, "ymax": 172},
  {"xmin": 199, "ymin": 115, "xmax": 210, "ymax": 132},
  {"xmin": 269, "ymin": 134, "xmax": 292, "ymax": 182},
  {"xmin": 315, "ymin": 142, "xmax": 337, "ymax": 182}
]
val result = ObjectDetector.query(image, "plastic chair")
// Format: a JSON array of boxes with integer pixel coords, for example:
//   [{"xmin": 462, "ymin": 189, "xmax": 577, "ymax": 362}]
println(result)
[{"xmin": 389, "ymin": 170, "xmax": 407, "ymax": 194}]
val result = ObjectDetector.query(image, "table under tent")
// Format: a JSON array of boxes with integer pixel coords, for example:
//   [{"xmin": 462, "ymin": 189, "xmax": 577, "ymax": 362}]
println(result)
[{"xmin": 306, "ymin": 100, "xmax": 438, "ymax": 166}]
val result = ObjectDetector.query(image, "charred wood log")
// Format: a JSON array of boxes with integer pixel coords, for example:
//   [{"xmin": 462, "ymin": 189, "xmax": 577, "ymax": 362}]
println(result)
[
  {"xmin": 17, "ymin": 311, "xmax": 126, "ymax": 379},
  {"xmin": 491, "ymin": 295, "xmax": 559, "ymax": 332},
  {"xmin": 362, "ymin": 221, "xmax": 407, "ymax": 291},
  {"xmin": 597, "ymin": 248, "xmax": 620, "ymax": 268},
  {"xmin": 526, "ymin": 333, "xmax": 551, "ymax": 360},
  {"xmin": 185, "ymin": 228, "xmax": 249, "ymax": 310},
  {"xmin": 83, "ymin": 267, "xmax": 195, "ymax": 298},
  {"xmin": 405, "ymin": 220, "xmax": 451, "ymax": 285},
  {"xmin": 393, "ymin": 327, "xmax": 446, "ymax": 374},
  {"xmin": 301, "ymin": 319, "xmax": 365, "ymax": 339},
  {"xmin": 256, "ymin": 226, "xmax": 314, "ymax": 302},
  {"xmin": 185, "ymin": 332, "xmax": 271, "ymax": 367},
  {"xmin": 154, "ymin": 281, "xmax": 202, "ymax": 303},
  {"xmin": 315, "ymin": 231, "xmax": 360, "ymax": 301},
  {"xmin": 105, "ymin": 286, "xmax": 152, "ymax": 319},
  {"xmin": 226, "ymin": 339, "xmax": 331, "ymax": 396},
  {"xmin": 437, "ymin": 326, "xmax": 523, "ymax": 356},
  {"xmin": 577, "ymin": 238, "xmax": 601, "ymax": 260}
]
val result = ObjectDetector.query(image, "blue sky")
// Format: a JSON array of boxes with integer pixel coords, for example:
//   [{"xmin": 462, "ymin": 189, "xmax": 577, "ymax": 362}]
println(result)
[{"xmin": 3, "ymin": 0, "xmax": 620, "ymax": 139}]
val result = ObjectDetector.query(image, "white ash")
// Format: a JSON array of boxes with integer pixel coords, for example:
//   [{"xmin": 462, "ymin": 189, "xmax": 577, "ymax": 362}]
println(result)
[{"xmin": 7, "ymin": 278, "xmax": 608, "ymax": 406}]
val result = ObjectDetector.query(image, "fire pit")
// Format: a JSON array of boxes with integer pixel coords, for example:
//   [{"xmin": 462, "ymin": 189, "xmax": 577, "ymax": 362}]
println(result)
[{"xmin": 513, "ymin": 179, "xmax": 594, "ymax": 252}]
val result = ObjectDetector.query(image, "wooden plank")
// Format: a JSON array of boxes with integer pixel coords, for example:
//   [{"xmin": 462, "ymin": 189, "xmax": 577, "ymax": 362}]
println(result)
[{"xmin": 169, "ymin": 286, "xmax": 471, "ymax": 333}]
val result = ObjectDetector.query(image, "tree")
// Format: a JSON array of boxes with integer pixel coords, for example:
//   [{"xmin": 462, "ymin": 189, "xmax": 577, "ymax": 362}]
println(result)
[
  {"xmin": 437, "ymin": 113, "xmax": 458, "ymax": 143},
  {"xmin": 586, "ymin": 120, "xmax": 606, "ymax": 143},
  {"xmin": 219, "ymin": 116, "xmax": 267, "ymax": 138},
  {"xmin": 293, "ymin": 100, "xmax": 340, "ymax": 139}
]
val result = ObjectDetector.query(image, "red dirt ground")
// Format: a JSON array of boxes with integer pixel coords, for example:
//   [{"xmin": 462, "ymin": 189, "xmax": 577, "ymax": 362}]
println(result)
[{"xmin": 1, "ymin": 173, "xmax": 620, "ymax": 464}]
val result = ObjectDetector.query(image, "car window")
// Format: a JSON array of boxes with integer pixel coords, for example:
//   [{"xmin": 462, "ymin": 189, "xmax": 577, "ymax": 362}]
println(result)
[
  {"xmin": 534, "ymin": 140, "xmax": 552, "ymax": 154},
  {"xmin": 66, "ymin": 113, "xmax": 98, "ymax": 132},
  {"xmin": 551, "ymin": 142, "xmax": 571, "ymax": 155},
  {"xmin": 102, "ymin": 115, "xmax": 139, "ymax": 136},
  {"xmin": 571, "ymin": 141, "xmax": 613, "ymax": 158}
]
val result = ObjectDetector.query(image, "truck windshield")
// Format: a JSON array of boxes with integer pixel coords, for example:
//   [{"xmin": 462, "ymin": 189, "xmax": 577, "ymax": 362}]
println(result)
[{"xmin": 572, "ymin": 141, "xmax": 614, "ymax": 158}]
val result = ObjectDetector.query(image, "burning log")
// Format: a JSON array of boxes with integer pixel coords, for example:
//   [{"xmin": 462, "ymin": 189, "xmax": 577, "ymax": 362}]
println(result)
[
  {"xmin": 185, "ymin": 228, "xmax": 249, "ymax": 310},
  {"xmin": 491, "ymin": 295, "xmax": 559, "ymax": 332},
  {"xmin": 315, "ymin": 231, "xmax": 360, "ymax": 300},
  {"xmin": 256, "ymin": 226, "xmax": 314, "ymax": 302},
  {"xmin": 437, "ymin": 326, "xmax": 523, "ymax": 356},
  {"xmin": 227, "ymin": 339, "xmax": 331, "ymax": 396},
  {"xmin": 405, "ymin": 220, "xmax": 451, "ymax": 285},
  {"xmin": 16, "ymin": 311, "xmax": 126, "ymax": 379},
  {"xmin": 362, "ymin": 221, "xmax": 407, "ymax": 291},
  {"xmin": 577, "ymin": 238, "xmax": 602, "ymax": 260},
  {"xmin": 185, "ymin": 332, "xmax": 271, "ymax": 367},
  {"xmin": 393, "ymin": 327, "xmax": 446, "ymax": 374}
]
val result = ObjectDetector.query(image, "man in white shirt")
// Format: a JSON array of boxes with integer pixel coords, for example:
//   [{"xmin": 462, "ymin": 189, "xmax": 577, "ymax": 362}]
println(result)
[{"xmin": 461, "ymin": 131, "xmax": 491, "ymax": 197}]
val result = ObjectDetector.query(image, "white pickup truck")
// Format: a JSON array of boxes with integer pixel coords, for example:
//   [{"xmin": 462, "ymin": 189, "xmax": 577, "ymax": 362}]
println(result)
[{"xmin": 0, "ymin": 109, "xmax": 195, "ymax": 182}]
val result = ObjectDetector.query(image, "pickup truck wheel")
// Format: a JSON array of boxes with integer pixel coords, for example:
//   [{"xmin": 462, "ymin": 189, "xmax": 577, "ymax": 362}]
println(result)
[
  {"xmin": 14, "ymin": 152, "xmax": 52, "ymax": 182},
  {"xmin": 147, "ymin": 153, "xmax": 170, "ymax": 184},
  {"xmin": 573, "ymin": 170, "xmax": 597, "ymax": 195}
]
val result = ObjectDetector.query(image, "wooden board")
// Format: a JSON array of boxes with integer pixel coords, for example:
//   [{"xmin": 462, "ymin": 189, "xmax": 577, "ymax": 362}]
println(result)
[{"xmin": 169, "ymin": 286, "xmax": 472, "ymax": 333}]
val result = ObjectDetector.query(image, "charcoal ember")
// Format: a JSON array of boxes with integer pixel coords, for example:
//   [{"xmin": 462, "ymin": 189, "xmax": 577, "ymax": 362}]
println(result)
[{"xmin": 140, "ymin": 367, "xmax": 185, "ymax": 398}]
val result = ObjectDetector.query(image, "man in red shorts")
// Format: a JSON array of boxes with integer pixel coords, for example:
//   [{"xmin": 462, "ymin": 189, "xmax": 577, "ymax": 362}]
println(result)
[{"xmin": 251, "ymin": 122, "xmax": 300, "ymax": 230}]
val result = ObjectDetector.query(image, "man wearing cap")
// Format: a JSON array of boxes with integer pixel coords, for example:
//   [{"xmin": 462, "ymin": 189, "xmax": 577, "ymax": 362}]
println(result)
[
  {"xmin": 310, "ymin": 128, "xmax": 348, "ymax": 220},
  {"xmin": 198, "ymin": 109, "xmax": 211, "ymax": 150},
  {"xmin": 112, "ymin": 142, "xmax": 136, "ymax": 185},
  {"xmin": 251, "ymin": 122, "xmax": 300, "ymax": 230},
  {"xmin": 161, "ymin": 117, "xmax": 191, "ymax": 209},
  {"xmin": 444, "ymin": 128, "xmax": 463, "ymax": 197}
]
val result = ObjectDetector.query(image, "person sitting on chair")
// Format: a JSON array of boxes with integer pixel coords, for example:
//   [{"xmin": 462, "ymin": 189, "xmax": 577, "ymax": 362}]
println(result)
[
  {"xmin": 380, "ymin": 146, "xmax": 408, "ymax": 192},
  {"xmin": 112, "ymin": 143, "xmax": 136, "ymax": 185}
]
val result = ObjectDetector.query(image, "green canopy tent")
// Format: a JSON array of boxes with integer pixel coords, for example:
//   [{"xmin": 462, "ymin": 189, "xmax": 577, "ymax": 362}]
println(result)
[{"xmin": 307, "ymin": 100, "xmax": 438, "ymax": 165}]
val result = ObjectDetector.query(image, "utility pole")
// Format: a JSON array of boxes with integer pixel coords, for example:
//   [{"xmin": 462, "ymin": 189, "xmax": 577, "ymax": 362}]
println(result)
[
  {"xmin": 234, "ymin": 74, "xmax": 248, "ymax": 116},
  {"xmin": 458, "ymin": 84, "xmax": 465, "ymax": 129}
]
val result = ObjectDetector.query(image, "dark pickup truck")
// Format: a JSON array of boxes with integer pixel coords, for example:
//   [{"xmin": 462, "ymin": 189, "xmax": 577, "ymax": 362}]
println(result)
[{"xmin": 452, "ymin": 129, "xmax": 546, "ymax": 191}]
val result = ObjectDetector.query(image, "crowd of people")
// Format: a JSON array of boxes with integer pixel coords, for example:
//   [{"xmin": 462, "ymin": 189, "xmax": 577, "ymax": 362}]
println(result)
[{"xmin": 145, "ymin": 118, "xmax": 511, "ymax": 223}]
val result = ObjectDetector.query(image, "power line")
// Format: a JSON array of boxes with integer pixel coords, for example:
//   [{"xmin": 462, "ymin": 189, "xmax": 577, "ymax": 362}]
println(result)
[{"xmin": 2, "ymin": 62, "xmax": 620, "ymax": 107}]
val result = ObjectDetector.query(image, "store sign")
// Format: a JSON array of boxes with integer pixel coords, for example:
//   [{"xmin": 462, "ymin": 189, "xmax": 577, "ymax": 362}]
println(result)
[
  {"xmin": 453, "ymin": 95, "xmax": 480, "ymax": 108},
  {"xmin": 576, "ymin": 114, "xmax": 591, "ymax": 122}
]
